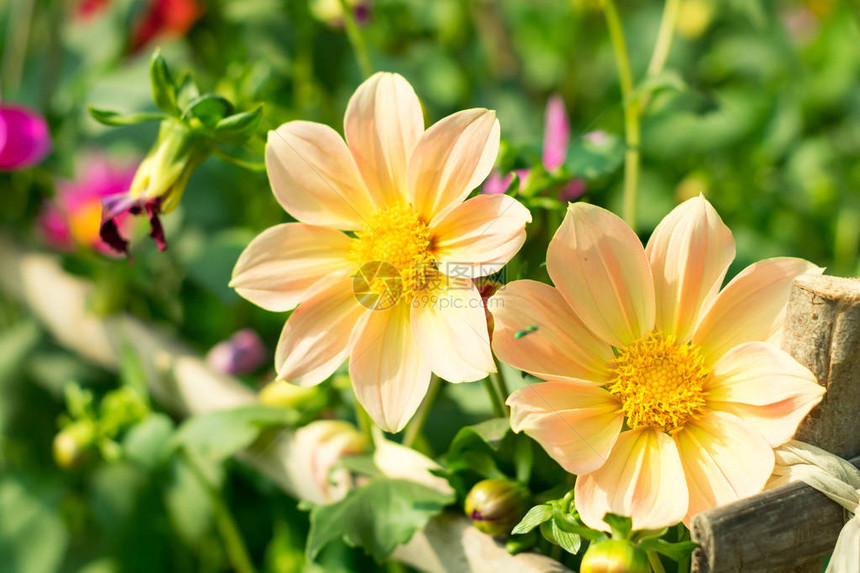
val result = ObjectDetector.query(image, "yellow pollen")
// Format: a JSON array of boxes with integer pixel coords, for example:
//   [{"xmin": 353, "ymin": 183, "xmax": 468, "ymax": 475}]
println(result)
[
  {"xmin": 608, "ymin": 331, "xmax": 709, "ymax": 433},
  {"xmin": 351, "ymin": 205, "xmax": 437, "ymax": 303}
]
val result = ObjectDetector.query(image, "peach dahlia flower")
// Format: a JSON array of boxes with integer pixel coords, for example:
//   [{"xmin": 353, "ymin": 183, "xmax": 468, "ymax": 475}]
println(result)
[
  {"xmin": 231, "ymin": 72, "xmax": 531, "ymax": 432},
  {"xmin": 493, "ymin": 196, "xmax": 825, "ymax": 531}
]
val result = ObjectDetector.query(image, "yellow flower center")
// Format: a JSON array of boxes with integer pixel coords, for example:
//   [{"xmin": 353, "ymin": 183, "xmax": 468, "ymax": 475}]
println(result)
[
  {"xmin": 608, "ymin": 332, "xmax": 709, "ymax": 433},
  {"xmin": 351, "ymin": 205, "xmax": 437, "ymax": 304},
  {"xmin": 69, "ymin": 201, "xmax": 104, "ymax": 247}
]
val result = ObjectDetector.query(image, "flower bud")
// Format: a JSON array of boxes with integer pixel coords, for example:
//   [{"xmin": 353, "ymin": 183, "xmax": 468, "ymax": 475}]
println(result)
[
  {"xmin": 464, "ymin": 478, "xmax": 530, "ymax": 537},
  {"xmin": 258, "ymin": 380, "xmax": 319, "ymax": 408},
  {"xmin": 207, "ymin": 329, "xmax": 267, "ymax": 376},
  {"xmin": 580, "ymin": 539, "xmax": 650, "ymax": 573},
  {"xmin": 289, "ymin": 420, "xmax": 368, "ymax": 504},
  {"xmin": 53, "ymin": 421, "xmax": 96, "ymax": 470}
]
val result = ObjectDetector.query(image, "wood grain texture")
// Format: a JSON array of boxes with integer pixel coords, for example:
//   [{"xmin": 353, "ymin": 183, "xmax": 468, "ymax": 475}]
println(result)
[
  {"xmin": 0, "ymin": 237, "xmax": 569, "ymax": 573},
  {"xmin": 691, "ymin": 275, "xmax": 860, "ymax": 572},
  {"xmin": 782, "ymin": 274, "xmax": 860, "ymax": 459}
]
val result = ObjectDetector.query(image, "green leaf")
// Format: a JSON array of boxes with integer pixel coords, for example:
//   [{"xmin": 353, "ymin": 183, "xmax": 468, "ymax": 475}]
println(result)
[
  {"xmin": 150, "ymin": 48, "xmax": 179, "ymax": 115},
  {"xmin": 337, "ymin": 454, "xmax": 382, "ymax": 477},
  {"xmin": 445, "ymin": 419, "xmax": 510, "ymax": 479},
  {"xmin": 175, "ymin": 72, "xmax": 201, "ymax": 110},
  {"xmin": 539, "ymin": 519, "xmax": 582, "ymax": 555},
  {"xmin": 173, "ymin": 405, "xmax": 298, "ymax": 465},
  {"xmin": 214, "ymin": 105, "xmax": 263, "ymax": 140},
  {"xmin": 511, "ymin": 503, "xmax": 553, "ymax": 535},
  {"xmin": 603, "ymin": 512, "xmax": 633, "ymax": 540},
  {"xmin": 628, "ymin": 70, "xmax": 688, "ymax": 110},
  {"xmin": 163, "ymin": 456, "xmax": 214, "ymax": 546},
  {"xmin": 183, "ymin": 95, "xmax": 234, "ymax": 128},
  {"xmin": 123, "ymin": 414, "xmax": 174, "ymax": 470},
  {"xmin": 306, "ymin": 478, "xmax": 454, "ymax": 562},
  {"xmin": 563, "ymin": 133, "xmax": 625, "ymax": 180},
  {"xmin": 88, "ymin": 106, "xmax": 166, "ymax": 126},
  {"xmin": 638, "ymin": 538, "xmax": 698, "ymax": 562},
  {"xmin": 0, "ymin": 475, "xmax": 68, "ymax": 573}
]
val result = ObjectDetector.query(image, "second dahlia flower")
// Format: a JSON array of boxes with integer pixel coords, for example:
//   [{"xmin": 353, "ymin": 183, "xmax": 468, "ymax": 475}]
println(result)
[
  {"xmin": 231, "ymin": 72, "xmax": 531, "ymax": 432},
  {"xmin": 493, "ymin": 196, "xmax": 825, "ymax": 530}
]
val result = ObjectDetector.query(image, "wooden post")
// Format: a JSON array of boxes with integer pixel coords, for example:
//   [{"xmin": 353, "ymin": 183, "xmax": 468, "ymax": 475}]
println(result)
[
  {"xmin": 691, "ymin": 275, "xmax": 860, "ymax": 572},
  {"xmin": 781, "ymin": 274, "xmax": 860, "ymax": 459}
]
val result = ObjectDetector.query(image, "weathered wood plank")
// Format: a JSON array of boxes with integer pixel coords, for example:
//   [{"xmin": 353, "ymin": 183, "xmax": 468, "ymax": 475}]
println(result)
[
  {"xmin": 782, "ymin": 274, "xmax": 860, "ymax": 459},
  {"xmin": 692, "ymin": 275, "xmax": 860, "ymax": 572},
  {"xmin": 0, "ymin": 237, "xmax": 569, "ymax": 573}
]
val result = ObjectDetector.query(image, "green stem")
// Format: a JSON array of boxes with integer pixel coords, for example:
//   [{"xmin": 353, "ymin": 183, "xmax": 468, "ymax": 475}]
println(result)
[
  {"xmin": 183, "ymin": 453, "xmax": 257, "ymax": 573},
  {"xmin": 483, "ymin": 376, "xmax": 505, "ymax": 418},
  {"xmin": 492, "ymin": 355, "xmax": 510, "ymax": 404},
  {"xmin": 403, "ymin": 375, "xmax": 441, "ymax": 448},
  {"xmin": 647, "ymin": 550, "xmax": 667, "ymax": 573},
  {"xmin": 600, "ymin": 0, "xmax": 640, "ymax": 230},
  {"xmin": 354, "ymin": 397, "xmax": 374, "ymax": 445},
  {"xmin": 1, "ymin": 0, "xmax": 35, "ymax": 94},
  {"xmin": 646, "ymin": 0, "xmax": 682, "ymax": 76},
  {"xmin": 338, "ymin": 0, "xmax": 373, "ymax": 79}
]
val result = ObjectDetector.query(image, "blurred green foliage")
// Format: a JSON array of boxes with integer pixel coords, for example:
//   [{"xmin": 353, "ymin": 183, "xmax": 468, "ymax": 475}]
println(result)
[{"xmin": 1, "ymin": 0, "xmax": 859, "ymax": 571}]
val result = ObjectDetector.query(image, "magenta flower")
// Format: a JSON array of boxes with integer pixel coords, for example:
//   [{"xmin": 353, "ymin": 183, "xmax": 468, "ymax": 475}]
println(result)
[
  {"xmin": 0, "ymin": 102, "xmax": 51, "ymax": 171},
  {"xmin": 483, "ymin": 95, "xmax": 585, "ymax": 202},
  {"xmin": 206, "ymin": 329, "xmax": 267, "ymax": 376},
  {"xmin": 39, "ymin": 154, "xmax": 137, "ymax": 254}
]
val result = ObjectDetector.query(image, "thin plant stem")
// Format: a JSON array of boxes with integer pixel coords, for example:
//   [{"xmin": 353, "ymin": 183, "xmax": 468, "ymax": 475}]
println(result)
[
  {"xmin": 2, "ymin": 0, "xmax": 36, "ymax": 94},
  {"xmin": 600, "ymin": 0, "xmax": 640, "ymax": 230},
  {"xmin": 403, "ymin": 375, "xmax": 442, "ymax": 448},
  {"xmin": 492, "ymin": 355, "xmax": 510, "ymax": 404},
  {"xmin": 354, "ymin": 397, "xmax": 374, "ymax": 445},
  {"xmin": 183, "ymin": 452, "xmax": 258, "ymax": 573},
  {"xmin": 483, "ymin": 376, "xmax": 505, "ymax": 418},
  {"xmin": 338, "ymin": 0, "xmax": 374, "ymax": 79},
  {"xmin": 647, "ymin": 550, "xmax": 667, "ymax": 573},
  {"xmin": 647, "ymin": 0, "xmax": 682, "ymax": 76}
]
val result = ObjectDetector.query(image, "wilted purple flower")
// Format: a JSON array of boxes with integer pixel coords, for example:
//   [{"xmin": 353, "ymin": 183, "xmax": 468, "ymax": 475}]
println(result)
[
  {"xmin": 0, "ymin": 102, "xmax": 51, "ymax": 171},
  {"xmin": 206, "ymin": 329, "xmax": 267, "ymax": 375}
]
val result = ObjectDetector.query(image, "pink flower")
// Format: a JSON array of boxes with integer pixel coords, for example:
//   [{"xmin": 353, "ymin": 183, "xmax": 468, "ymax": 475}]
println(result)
[
  {"xmin": 39, "ymin": 154, "xmax": 137, "ymax": 254},
  {"xmin": 231, "ymin": 72, "xmax": 531, "ymax": 432},
  {"xmin": 492, "ymin": 196, "xmax": 825, "ymax": 530},
  {"xmin": 288, "ymin": 420, "xmax": 368, "ymax": 504},
  {"xmin": 206, "ymin": 329, "xmax": 267, "ymax": 376},
  {"xmin": 0, "ymin": 102, "xmax": 51, "ymax": 171},
  {"xmin": 483, "ymin": 95, "xmax": 585, "ymax": 202}
]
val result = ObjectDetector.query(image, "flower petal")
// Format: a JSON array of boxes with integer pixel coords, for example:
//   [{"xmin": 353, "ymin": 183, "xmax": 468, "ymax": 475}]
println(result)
[
  {"xmin": 432, "ymin": 194, "xmax": 531, "ymax": 278},
  {"xmin": 266, "ymin": 121, "xmax": 378, "ymax": 229},
  {"xmin": 705, "ymin": 342, "xmax": 824, "ymax": 446},
  {"xmin": 507, "ymin": 382, "xmax": 622, "ymax": 475},
  {"xmin": 674, "ymin": 411, "xmax": 774, "ymax": 523},
  {"xmin": 575, "ymin": 428, "xmax": 688, "ymax": 532},
  {"xmin": 0, "ymin": 105, "xmax": 52, "ymax": 170},
  {"xmin": 490, "ymin": 280, "xmax": 614, "ymax": 382},
  {"xmin": 349, "ymin": 303, "xmax": 432, "ymax": 432},
  {"xmin": 408, "ymin": 109, "xmax": 500, "ymax": 221},
  {"xmin": 693, "ymin": 258, "xmax": 823, "ymax": 363},
  {"xmin": 275, "ymin": 275, "xmax": 366, "ymax": 385},
  {"xmin": 230, "ymin": 223, "xmax": 354, "ymax": 312},
  {"xmin": 547, "ymin": 203, "xmax": 655, "ymax": 347},
  {"xmin": 411, "ymin": 281, "xmax": 494, "ymax": 383},
  {"xmin": 344, "ymin": 72, "xmax": 424, "ymax": 205},
  {"xmin": 645, "ymin": 196, "xmax": 735, "ymax": 342}
]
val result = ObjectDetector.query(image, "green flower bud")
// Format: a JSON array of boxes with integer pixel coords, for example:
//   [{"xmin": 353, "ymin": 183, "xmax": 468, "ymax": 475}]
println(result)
[
  {"xmin": 580, "ymin": 539, "xmax": 650, "ymax": 573},
  {"xmin": 259, "ymin": 380, "xmax": 320, "ymax": 408},
  {"xmin": 53, "ymin": 421, "xmax": 96, "ymax": 470},
  {"xmin": 464, "ymin": 479, "xmax": 530, "ymax": 537}
]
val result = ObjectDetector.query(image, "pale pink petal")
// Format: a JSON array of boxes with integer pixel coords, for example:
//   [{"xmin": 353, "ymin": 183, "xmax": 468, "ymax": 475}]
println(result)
[
  {"xmin": 705, "ymin": 342, "xmax": 824, "ymax": 446},
  {"xmin": 693, "ymin": 258, "xmax": 823, "ymax": 363},
  {"xmin": 349, "ymin": 303, "xmax": 432, "ymax": 432},
  {"xmin": 490, "ymin": 280, "xmax": 614, "ymax": 382},
  {"xmin": 432, "ymin": 194, "xmax": 531, "ymax": 278},
  {"xmin": 481, "ymin": 170, "xmax": 513, "ymax": 195},
  {"xmin": 674, "ymin": 411, "xmax": 774, "ymax": 523},
  {"xmin": 507, "ymin": 382, "xmax": 622, "ymax": 475},
  {"xmin": 408, "ymin": 109, "xmax": 500, "ymax": 221},
  {"xmin": 645, "ymin": 196, "xmax": 735, "ymax": 341},
  {"xmin": 266, "ymin": 121, "xmax": 378, "ymax": 229},
  {"xmin": 411, "ymin": 281, "xmax": 494, "ymax": 383},
  {"xmin": 344, "ymin": 72, "xmax": 424, "ymax": 205},
  {"xmin": 547, "ymin": 203, "xmax": 655, "ymax": 347},
  {"xmin": 542, "ymin": 95, "xmax": 570, "ymax": 171},
  {"xmin": 373, "ymin": 430, "xmax": 455, "ymax": 496},
  {"xmin": 230, "ymin": 223, "xmax": 355, "ymax": 312},
  {"xmin": 575, "ymin": 428, "xmax": 688, "ymax": 532},
  {"xmin": 275, "ymin": 275, "xmax": 366, "ymax": 385}
]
